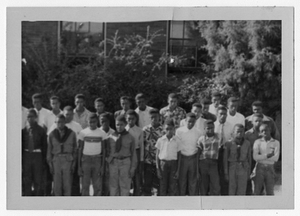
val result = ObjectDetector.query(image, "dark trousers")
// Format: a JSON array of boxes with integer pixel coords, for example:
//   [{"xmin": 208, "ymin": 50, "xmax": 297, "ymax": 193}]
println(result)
[
  {"xmin": 143, "ymin": 163, "xmax": 159, "ymax": 196},
  {"xmin": 179, "ymin": 153, "xmax": 198, "ymax": 196},
  {"xmin": 103, "ymin": 158, "xmax": 110, "ymax": 196},
  {"xmin": 71, "ymin": 160, "xmax": 81, "ymax": 196},
  {"xmin": 218, "ymin": 146, "xmax": 229, "ymax": 195},
  {"xmin": 133, "ymin": 148, "xmax": 141, "ymax": 196},
  {"xmin": 81, "ymin": 155, "xmax": 103, "ymax": 196},
  {"xmin": 199, "ymin": 158, "xmax": 220, "ymax": 195},
  {"xmin": 159, "ymin": 160, "xmax": 178, "ymax": 196},
  {"xmin": 43, "ymin": 161, "xmax": 53, "ymax": 196},
  {"xmin": 246, "ymin": 156, "xmax": 256, "ymax": 195},
  {"xmin": 22, "ymin": 152, "xmax": 44, "ymax": 196},
  {"xmin": 254, "ymin": 163, "xmax": 275, "ymax": 195}
]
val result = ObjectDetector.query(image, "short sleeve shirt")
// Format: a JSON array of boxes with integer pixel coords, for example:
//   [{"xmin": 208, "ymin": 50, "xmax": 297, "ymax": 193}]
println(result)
[
  {"xmin": 78, "ymin": 127, "xmax": 108, "ymax": 155},
  {"xmin": 155, "ymin": 135, "xmax": 181, "ymax": 160},
  {"xmin": 197, "ymin": 134, "xmax": 220, "ymax": 160}
]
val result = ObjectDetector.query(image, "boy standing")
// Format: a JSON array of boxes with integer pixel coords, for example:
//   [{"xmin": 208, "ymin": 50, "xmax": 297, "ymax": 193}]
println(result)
[
  {"xmin": 106, "ymin": 115, "xmax": 137, "ymax": 196},
  {"xmin": 78, "ymin": 113, "xmax": 107, "ymax": 196},
  {"xmin": 22, "ymin": 109, "xmax": 47, "ymax": 196},
  {"xmin": 94, "ymin": 97, "xmax": 114, "ymax": 129},
  {"xmin": 44, "ymin": 96, "xmax": 63, "ymax": 134},
  {"xmin": 214, "ymin": 105, "xmax": 233, "ymax": 195},
  {"xmin": 245, "ymin": 101, "xmax": 280, "ymax": 141},
  {"xmin": 22, "ymin": 106, "xmax": 28, "ymax": 129},
  {"xmin": 226, "ymin": 97, "xmax": 245, "ymax": 129},
  {"xmin": 160, "ymin": 93, "xmax": 186, "ymax": 129},
  {"xmin": 156, "ymin": 119, "xmax": 181, "ymax": 196},
  {"xmin": 197, "ymin": 120, "xmax": 221, "ymax": 195},
  {"xmin": 176, "ymin": 113, "xmax": 202, "ymax": 196},
  {"xmin": 209, "ymin": 91, "xmax": 222, "ymax": 116},
  {"xmin": 114, "ymin": 96, "xmax": 132, "ymax": 119},
  {"xmin": 223, "ymin": 124, "xmax": 251, "ymax": 195},
  {"xmin": 253, "ymin": 124, "xmax": 280, "ymax": 195},
  {"xmin": 200, "ymin": 99, "xmax": 217, "ymax": 122},
  {"xmin": 245, "ymin": 113, "xmax": 263, "ymax": 195},
  {"xmin": 180, "ymin": 103, "xmax": 206, "ymax": 135},
  {"xmin": 135, "ymin": 93, "xmax": 154, "ymax": 129},
  {"xmin": 143, "ymin": 108, "xmax": 164, "ymax": 196},
  {"xmin": 73, "ymin": 94, "xmax": 91, "ymax": 129},
  {"xmin": 47, "ymin": 114, "xmax": 77, "ymax": 196},
  {"xmin": 125, "ymin": 110, "xmax": 144, "ymax": 196},
  {"xmin": 99, "ymin": 113, "xmax": 115, "ymax": 196},
  {"xmin": 32, "ymin": 93, "xmax": 50, "ymax": 129}
]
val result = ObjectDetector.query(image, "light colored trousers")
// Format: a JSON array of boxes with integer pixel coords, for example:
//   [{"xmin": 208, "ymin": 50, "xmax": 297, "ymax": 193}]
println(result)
[
  {"xmin": 53, "ymin": 155, "xmax": 73, "ymax": 196},
  {"xmin": 109, "ymin": 157, "xmax": 132, "ymax": 196},
  {"xmin": 228, "ymin": 162, "xmax": 249, "ymax": 195}
]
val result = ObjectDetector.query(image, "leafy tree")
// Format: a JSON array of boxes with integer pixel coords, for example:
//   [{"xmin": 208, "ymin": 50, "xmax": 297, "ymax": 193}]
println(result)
[{"xmin": 181, "ymin": 20, "xmax": 281, "ymax": 117}]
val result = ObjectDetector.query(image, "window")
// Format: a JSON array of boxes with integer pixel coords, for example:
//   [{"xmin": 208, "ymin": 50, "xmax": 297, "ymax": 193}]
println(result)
[
  {"xmin": 169, "ymin": 21, "xmax": 207, "ymax": 69},
  {"xmin": 61, "ymin": 21, "xmax": 104, "ymax": 56}
]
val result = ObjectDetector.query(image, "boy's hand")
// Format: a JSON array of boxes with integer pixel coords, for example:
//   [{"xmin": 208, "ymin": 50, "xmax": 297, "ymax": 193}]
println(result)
[
  {"xmin": 173, "ymin": 171, "xmax": 179, "ymax": 179},
  {"xmin": 129, "ymin": 168, "xmax": 135, "ymax": 178},
  {"xmin": 49, "ymin": 164, "xmax": 54, "ymax": 175},
  {"xmin": 157, "ymin": 169, "xmax": 162, "ymax": 179},
  {"xmin": 267, "ymin": 151, "xmax": 275, "ymax": 158},
  {"xmin": 225, "ymin": 174, "xmax": 229, "ymax": 182},
  {"xmin": 78, "ymin": 167, "xmax": 83, "ymax": 176}
]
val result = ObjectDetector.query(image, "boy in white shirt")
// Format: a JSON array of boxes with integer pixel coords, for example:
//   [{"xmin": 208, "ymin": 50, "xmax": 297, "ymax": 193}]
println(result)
[
  {"xmin": 156, "ymin": 118, "xmax": 181, "ymax": 196},
  {"xmin": 78, "ymin": 113, "xmax": 108, "ymax": 196},
  {"xmin": 226, "ymin": 97, "xmax": 245, "ymax": 130},
  {"xmin": 135, "ymin": 93, "xmax": 154, "ymax": 129},
  {"xmin": 176, "ymin": 113, "xmax": 202, "ymax": 196}
]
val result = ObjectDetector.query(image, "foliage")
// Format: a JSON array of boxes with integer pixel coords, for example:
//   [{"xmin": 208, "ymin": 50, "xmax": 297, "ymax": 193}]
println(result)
[
  {"xmin": 22, "ymin": 27, "xmax": 180, "ymax": 112},
  {"xmin": 178, "ymin": 20, "xmax": 282, "ymax": 117}
]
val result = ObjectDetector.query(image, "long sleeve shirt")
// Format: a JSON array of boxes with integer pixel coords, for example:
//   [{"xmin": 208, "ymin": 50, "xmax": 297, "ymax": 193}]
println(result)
[
  {"xmin": 253, "ymin": 138, "xmax": 280, "ymax": 165},
  {"xmin": 214, "ymin": 121, "xmax": 233, "ymax": 146},
  {"xmin": 22, "ymin": 122, "xmax": 47, "ymax": 158},
  {"xmin": 126, "ymin": 125, "xmax": 144, "ymax": 161}
]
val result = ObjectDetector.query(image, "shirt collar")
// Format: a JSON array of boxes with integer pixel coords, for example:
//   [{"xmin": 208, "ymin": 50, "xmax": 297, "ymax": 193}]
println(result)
[
  {"xmin": 161, "ymin": 134, "xmax": 177, "ymax": 142},
  {"xmin": 74, "ymin": 107, "xmax": 88, "ymax": 114}
]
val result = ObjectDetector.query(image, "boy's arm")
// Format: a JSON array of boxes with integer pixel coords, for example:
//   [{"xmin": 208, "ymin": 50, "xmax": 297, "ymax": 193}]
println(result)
[
  {"xmin": 268, "ymin": 141, "xmax": 280, "ymax": 162},
  {"xmin": 47, "ymin": 135, "xmax": 53, "ymax": 174},
  {"xmin": 175, "ymin": 151, "xmax": 181, "ymax": 179},
  {"xmin": 140, "ymin": 131, "xmax": 144, "ymax": 162},
  {"xmin": 156, "ymin": 148, "xmax": 162, "ymax": 179},
  {"xmin": 129, "ymin": 137, "xmax": 137, "ymax": 178},
  {"xmin": 223, "ymin": 142, "xmax": 229, "ymax": 181},
  {"xmin": 101, "ymin": 139, "xmax": 106, "ymax": 176},
  {"xmin": 78, "ymin": 140, "xmax": 84, "ymax": 176},
  {"xmin": 71, "ymin": 133, "xmax": 77, "ymax": 173}
]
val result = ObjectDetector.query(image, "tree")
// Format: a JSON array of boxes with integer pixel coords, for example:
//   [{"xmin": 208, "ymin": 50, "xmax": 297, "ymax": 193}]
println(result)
[{"xmin": 195, "ymin": 20, "xmax": 281, "ymax": 117}]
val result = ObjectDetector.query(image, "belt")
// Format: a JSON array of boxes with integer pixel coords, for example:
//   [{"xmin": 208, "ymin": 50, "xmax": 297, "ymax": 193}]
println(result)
[
  {"xmin": 83, "ymin": 154, "xmax": 102, "ymax": 157},
  {"xmin": 24, "ymin": 149, "xmax": 41, "ymax": 153},
  {"xmin": 161, "ymin": 159, "xmax": 177, "ymax": 162},
  {"xmin": 181, "ymin": 152, "xmax": 197, "ymax": 158},
  {"xmin": 114, "ymin": 156, "xmax": 130, "ymax": 160}
]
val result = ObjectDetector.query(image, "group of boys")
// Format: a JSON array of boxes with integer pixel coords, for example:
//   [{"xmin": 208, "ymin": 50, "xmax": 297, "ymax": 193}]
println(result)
[{"xmin": 21, "ymin": 91, "xmax": 280, "ymax": 196}]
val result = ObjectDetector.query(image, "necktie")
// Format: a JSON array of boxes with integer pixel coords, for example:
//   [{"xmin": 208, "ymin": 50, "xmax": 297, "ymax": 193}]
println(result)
[
  {"xmin": 28, "ymin": 127, "xmax": 34, "ymax": 153},
  {"xmin": 115, "ymin": 130, "xmax": 129, "ymax": 153}
]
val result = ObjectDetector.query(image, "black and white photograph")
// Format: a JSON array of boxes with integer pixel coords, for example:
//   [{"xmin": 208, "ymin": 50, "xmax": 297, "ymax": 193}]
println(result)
[{"xmin": 6, "ymin": 6, "xmax": 294, "ymax": 210}]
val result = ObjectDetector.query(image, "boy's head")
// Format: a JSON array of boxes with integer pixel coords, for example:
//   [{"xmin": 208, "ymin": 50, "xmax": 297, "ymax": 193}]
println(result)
[
  {"xmin": 94, "ymin": 98, "xmax": 105, "ymax": 114},
  {"xmin": 233, "ymin": 124, "xmax": 245, "ymax": 140},
  {"xmin": 204, "ymin": 120, "xmax": 215, "ymax": 137},
  {"xmin": 191, "ymin": 103, "xmax": 202, "ymax": 118},
  {"xmin": 186, "ymin": 113, "xmax": 196, "ymax": 130},
  {"xmin": 135, "ymin": 93, "xmax": 147, "ymax": 110},
  {"xmin": 252, "ymin": 113, "xmax": 263, "ymax": 130},
  {"xmin": 120, "ymin": 96, "xmax": 131, "ymax": 111},
  {"xmin": 87, "ymin": 113, "xmax": 98, "ymax": 130},
  {"xmin": 259, "ymin": 123, "xmax": 271, "ymax": 139},
  {"xmin": 74, "ymin": 94, "xmax": 85, "ymax": 110},
  {"xmin": 217, "ymin": 105, "xmax": 227, "ymax": 124},
  {"xmin": 167, "ymin": 93, "xmax": 179, "ymax": 109},
  {"xmin": 201, "ymin": 99, "xmax": 211, "ymax": 114},
  {"xmin": 55, "ymin": 114, "xmax": 66, "ymax": 131},
  {"xmin": 252, "ymin": 101, "xmax": 263, "ymax": 114},
  {"xmin": 211, "ymin": 91, "xmax": 221, "ymax": 108},
  {"xmin": 164, "ymin": 118, "xmax": 175, "ymax": 137},
  {"xmin": 149, "ymin": 108, "xmax": 160, "ymax": 127},
  {"xmin": 63, "ymin": 106, "xmax": 74, "ymax": 123},
  {"xmin": 125, "ymin": 109, "xmax": 138, "ymax": 127},
  {"xmin": 50, "ymin": 96, "xmax": 61, "ymax": 111},
  {"xmin": 27, "ymin": 108, "xmax": 37, "ymax": 125},
  {"xmin": 116, "ymin": 115, "xmax": 127, "ymax": 133},
  {"xmin": 99, "ymin": 113, "xmax": 110, "ymax": 129},
  {"xmin": 227, "ymin": 97, "xmax": 239, "ymax": 115},
  {"xmin": 32, "ymin": 93, "xmax": 43, "ymax": 110}
]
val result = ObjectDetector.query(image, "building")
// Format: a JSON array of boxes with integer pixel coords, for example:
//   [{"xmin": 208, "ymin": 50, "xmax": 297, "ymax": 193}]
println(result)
[{"xmin": 22, "ymin": 21, "xmax": 208, "ymax": 76}]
